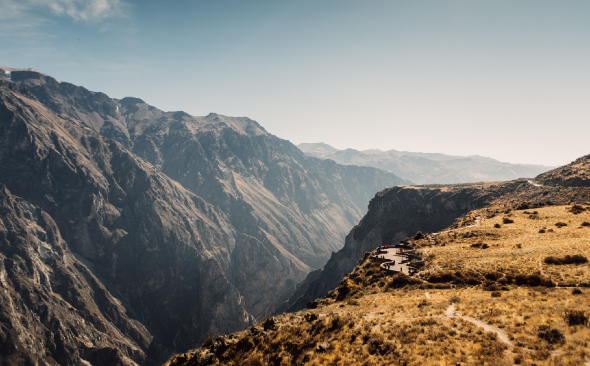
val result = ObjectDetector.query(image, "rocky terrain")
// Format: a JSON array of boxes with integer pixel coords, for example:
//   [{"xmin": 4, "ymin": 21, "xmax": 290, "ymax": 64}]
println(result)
[
  {"xmin": 0, "ymin": 68, "xmax": 408, "ymax": 363},
  {"xmin": 535, "ymin": 154, "xmax": 590, "ymax": 188},
  {"xmin": 298, "ymin": 142, "xmax": 553, "ymax": 184}
]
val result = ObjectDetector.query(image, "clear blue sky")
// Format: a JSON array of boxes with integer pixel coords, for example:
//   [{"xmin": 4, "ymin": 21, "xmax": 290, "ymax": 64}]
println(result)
[{"xmin": 1, "ymin": 0, "xmax": 589, "ymax": 166}]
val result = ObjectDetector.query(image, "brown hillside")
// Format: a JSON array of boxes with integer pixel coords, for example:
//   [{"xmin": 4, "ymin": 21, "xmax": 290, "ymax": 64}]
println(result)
[
  {"xmin": 536, "ymin": 154, "xmax": 590, "ymax": 188},
  {"xmin": 166, "ymin": 203, "xmax": 590, "ymax": 365}
]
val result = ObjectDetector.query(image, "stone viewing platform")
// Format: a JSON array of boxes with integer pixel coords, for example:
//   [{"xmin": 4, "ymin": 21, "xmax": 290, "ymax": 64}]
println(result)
[{"xmin": 369, "ymin": 241, "xmax": 424, "ymax": 275}]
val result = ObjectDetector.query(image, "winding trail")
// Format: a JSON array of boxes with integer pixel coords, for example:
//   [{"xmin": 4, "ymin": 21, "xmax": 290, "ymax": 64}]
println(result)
[
  {"xmin": 430, "ymin": 210, "xmax": 484, "ymax": 241},
  {"xmin": 445, "ymin": 304, "xmax": 513, "ymax": 347}
]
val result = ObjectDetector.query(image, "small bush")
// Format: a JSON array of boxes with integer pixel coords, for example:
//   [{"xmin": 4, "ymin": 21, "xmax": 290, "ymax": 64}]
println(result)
[
  {"xmin": 503, "ymin": 217, "xmax": 514, "ymax": 224},
  {"xmin": 491, "ymin": 291, "xmax": 501, "ymax": 298},
  {"xmin": 202, "ymin": 332, "xmax": 215, "ymax": 349},
  {"xmin": 471, "ymin": 242, "xmax": 489, "ymax": 249},
  {"xmin": 494, "ymin": 223, "xmax": 501, "ymax": 228},
  {"xmin": 306, "ymin": 301, "xmax": 318, "ymax": 309},
  {"xmin": 539, "ymin": 229, "xmax": 546, "ymax": 233},
  {"xmin": 537, "ymin": 325, "xmax": 564, "ymax": 344},
  {"xmin": 569, "ymin": 204, "xmax": 586, "ymax": 214},
  {"xmin": 565, "ymin": 310, "xmax": 587, "ymax": 326},
  {"xmin": 555, "ymin": 222, "xmax": 568, "ymax": 228},
  {"xmin": 413, "ymin": 231, "xmax": 424, "ymax": 240},
  {"xmin": 544, "ymin": 254, "xmax": 588, "ymax": 265},
  {"xmin": 513, "ymin": 274, "xmax": 553, "ymax": 286},
  {"xmin": 582, "ymin": 221, "xmax": 590, "ymax": 227},
  {"xmin": 572, "ymin": 288, "xmax": 583, "ymax": 295}
]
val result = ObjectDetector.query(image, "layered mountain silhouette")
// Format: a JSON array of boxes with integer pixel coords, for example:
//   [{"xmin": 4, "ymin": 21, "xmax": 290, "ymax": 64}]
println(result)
[
  {"xmin": 0, "ymin": 68, "xmax": 407, "ymax": 364},
  {"xmin": 298, "ymin": 142, "xmax": 553, "ymax": 184}
]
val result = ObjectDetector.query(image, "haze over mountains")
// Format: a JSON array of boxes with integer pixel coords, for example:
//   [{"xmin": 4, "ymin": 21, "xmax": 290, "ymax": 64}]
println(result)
[
  {"xmin": 0, "ymin": 67, "xmax": 408, "ymax": 364},
  {"xmin": 298, "ymin": 142, "xmax": 554, "ymax": 184}
]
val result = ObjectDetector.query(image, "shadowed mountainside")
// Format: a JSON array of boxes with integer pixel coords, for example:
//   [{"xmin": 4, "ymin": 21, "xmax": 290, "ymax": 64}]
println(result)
[
  {"xmin": 6, "ymin": 68, "xmax": 409, "ymax": 318},
  {"xmin": 0, "ymin": 80, "xmax": 253, "ymax": 364},
  {"xmin": 0, "ymin": 68, "xmax": 409, "ymax": 363}
]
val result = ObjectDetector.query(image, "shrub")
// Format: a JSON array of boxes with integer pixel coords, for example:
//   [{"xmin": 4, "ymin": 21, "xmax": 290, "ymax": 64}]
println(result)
[
  {"xmin": 582, "ymin": 221, "xmax": 590, "ymax": 227},
  {"xmin": 202, "ymin": 332, "xmax": 216, "ymax": 349},
  {"xmin": 336, "ymin": 284, "xmax": 350, "ymax": 301},
  {"xmin": 569, "ymin": 204, "xmax": 586, "ymax": 214},
  {"xmin": 471, "ymin": 242, "xmax": 489, "ymax": 249},
  {"xmin": 572, "ymin": 288, "xmax": 583, "ymax": 295},
  {"xmin": 491, "ymin": 291, "xmax": 501, "ymax": 298},
  {"xmin": 544, "ymin": 254, "xmax": 588, "ymax": 265},
  {"xmin": 413, "ymin": 231, "xmax": 425, "ymax": 240},
  {"xmin": 537, "ymin": 325, "xmax": 564, "ymax": 344},
  {"xmin": 565, "ymin": 310, "xmax": 587, "ymax": 326},
  {"xmin": 494, "ymin": 223, "xmax": 501, "ymax": 228},
  {"xmin": 503, "ymin": 217, "xmax": 514, "ymax": 224},
  {"xmin": 306, "ymin": 301, "xmax": 318, "ymax": 309},
  {"xmin": 304, "ymin": 313, "xmax": 318, "ymax": 322},
  {"xmin": 555, "ymin": 222, "xmax": 568, "ymax": 228},
  {"xmin": 513, "ymin": 274, "xmax": 553, "ymax": 286},
  {"xmin": 539, "ymin": 229, "xmax": 546, "ymax": 233}
]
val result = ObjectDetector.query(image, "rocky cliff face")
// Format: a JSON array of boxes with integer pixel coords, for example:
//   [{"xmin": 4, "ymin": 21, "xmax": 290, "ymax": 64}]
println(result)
[
  {"xmin": 0, "ymin": 184, "xmax": 156, "ymax": 365},
  {"xmin": 8, "ymin": 70, "xmax": 408, "ymax": 318},
  {"xmin": 0, "ymin": 80, "xmax": 253, "ymax": 363}
]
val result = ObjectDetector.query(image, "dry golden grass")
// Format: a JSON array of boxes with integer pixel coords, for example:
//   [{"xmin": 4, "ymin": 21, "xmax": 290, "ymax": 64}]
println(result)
[
  {"xmin": 421, "ymin": 204, "xmax": 590, "ymax": 287},
  {"xmin": 166, "ymin": 205, "xmax": 590, "ymax": 366}
]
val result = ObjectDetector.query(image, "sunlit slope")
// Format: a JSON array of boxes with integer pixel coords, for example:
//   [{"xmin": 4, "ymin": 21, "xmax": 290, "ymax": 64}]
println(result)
[{"xmin": 166, "ymin": 203, "xmax": 590, "ymax": 365}]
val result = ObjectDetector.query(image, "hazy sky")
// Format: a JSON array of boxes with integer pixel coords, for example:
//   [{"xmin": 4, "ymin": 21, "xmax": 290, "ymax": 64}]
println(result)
[{"xmin": 1, "ymin": 0, "xmax": 588, "ymax": 166}]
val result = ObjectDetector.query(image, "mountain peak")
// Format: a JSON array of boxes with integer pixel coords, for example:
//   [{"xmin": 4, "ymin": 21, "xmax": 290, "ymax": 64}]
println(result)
[{"xmin": 0, "ymin": 66, "xmax": 61, "ymax": 83}]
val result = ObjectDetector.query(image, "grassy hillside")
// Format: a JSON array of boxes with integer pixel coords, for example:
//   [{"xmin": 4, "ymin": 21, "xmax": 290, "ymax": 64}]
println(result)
[{"xmin": 166, "ymin": 203, "xmax": 590, "ymax": 365}]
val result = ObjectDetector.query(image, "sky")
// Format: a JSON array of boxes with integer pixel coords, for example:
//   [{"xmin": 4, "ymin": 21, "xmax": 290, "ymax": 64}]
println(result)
[{"xmin": 1, "ymin": 0, "xmax": 589, "ymax": 166}]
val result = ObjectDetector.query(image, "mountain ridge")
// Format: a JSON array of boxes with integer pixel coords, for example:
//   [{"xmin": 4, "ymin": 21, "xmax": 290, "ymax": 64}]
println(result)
[
  {"xmin": 298, "ymin": 142, "xmax": 554, "ymax": 184},
  {"xmin": 0, "ymin": 68, "xmax": 409, "ymax": 363}
]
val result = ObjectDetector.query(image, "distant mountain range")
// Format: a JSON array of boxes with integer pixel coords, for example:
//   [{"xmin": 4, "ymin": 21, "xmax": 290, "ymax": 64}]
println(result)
[
  {"xmin": 298, "ymin": 142, "xmax": 554, "ymax": 184},
  {"xmin": 0, "ymin": 67, "xmax": 407, "ymax": 365}
]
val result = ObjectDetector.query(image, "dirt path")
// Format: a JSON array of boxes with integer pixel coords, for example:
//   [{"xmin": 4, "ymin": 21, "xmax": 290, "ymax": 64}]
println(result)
[
  {"xmin": 445, "ymin": 304, "xmax": 513, "ymax": 347},
  {"xmin": 431, "ymin": 210, "xmax": 483, "ymax": 239}
]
